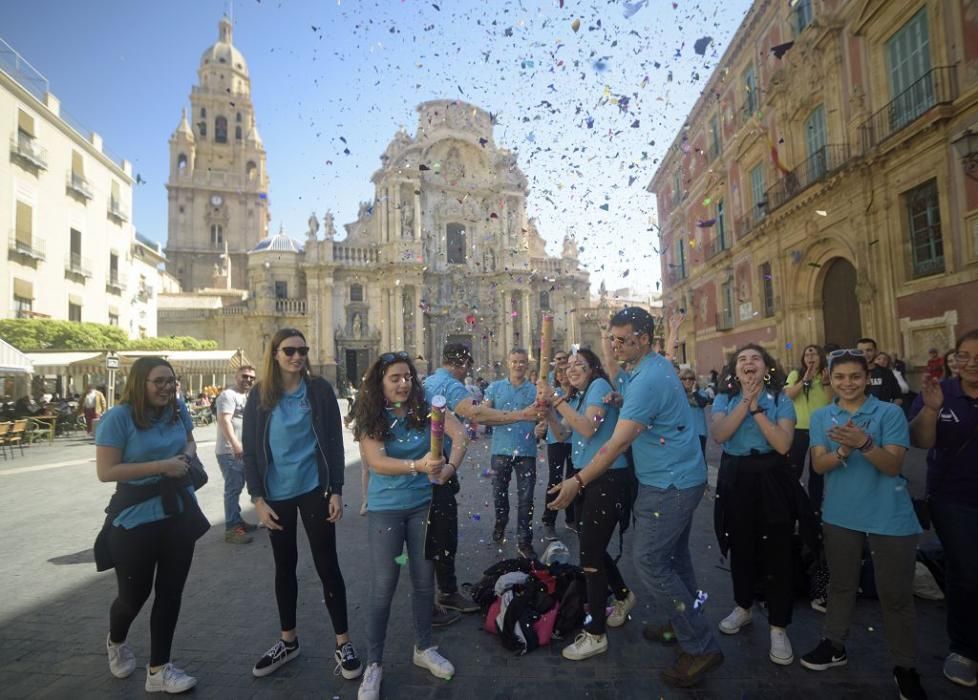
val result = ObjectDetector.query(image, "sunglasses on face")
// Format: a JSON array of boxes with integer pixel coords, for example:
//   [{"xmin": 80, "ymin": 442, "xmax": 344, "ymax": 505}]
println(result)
[
  {"xmin": 380, "ymin": 351, "xmax": 410, "ymax": 365},
  {"xmin": 147, "ymin": 377, "xmax": 176, "ymax": 388},
  {"xmin": 681, "ymin": 376, "xmax": 696, "ymax": 381},
  {"xmin": 240, "ymin": 375, "xmax": 256, "ymax": 382},
  {"xmin": 278, "ymin": 346, "xmax": 310, "ymax": 357}
]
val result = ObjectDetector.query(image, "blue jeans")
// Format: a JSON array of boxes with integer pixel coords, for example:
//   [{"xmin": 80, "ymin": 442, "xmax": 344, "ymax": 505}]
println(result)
[
  {"xmin": 366, "ymin": 503, "xmax": 434, "ymax": 664},
  {"xmin": 491, "ymin": 455, "xmax": 537, "ymax": 545},
  {"xmin": 632, "ymin": 482, "xmax": 720, "ymax": 656},
  {"xmin": 931, "ymin": 497, "xmax": 978, "ymax": 661},
  {"xmin": 217, "ymin": 453, "xmax": 246, "ymax": 530}
]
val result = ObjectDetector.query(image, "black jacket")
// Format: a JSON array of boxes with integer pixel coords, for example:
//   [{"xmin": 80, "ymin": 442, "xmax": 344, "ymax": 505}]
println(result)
[{"xmin": 243, "ymin": 375, "xmax": 345, "ymax": 499}]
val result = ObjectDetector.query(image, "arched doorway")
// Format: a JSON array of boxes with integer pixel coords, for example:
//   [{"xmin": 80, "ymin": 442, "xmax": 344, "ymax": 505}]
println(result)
[{"xmin": 821, "ymin": 258, "xmax": 862, "ymax": 348}]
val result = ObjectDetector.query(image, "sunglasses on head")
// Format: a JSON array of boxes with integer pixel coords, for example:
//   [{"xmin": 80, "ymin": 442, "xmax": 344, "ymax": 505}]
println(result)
[
  {"xmin": 828, "ymin": 348, "xmax": 865, "ymax": 360},
  {"xmin": 279, "ymin": 346, "xmax": 310, "ymax": 357},
  {"xmin": 380, "ymin": 351, "xmax": 410, "ymax": 365}
]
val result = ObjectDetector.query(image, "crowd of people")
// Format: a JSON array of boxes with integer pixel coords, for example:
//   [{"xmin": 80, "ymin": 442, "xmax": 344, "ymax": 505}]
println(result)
[{"xmin": 89, "ymin": 313, "xmax": 978, "ymax": 699}]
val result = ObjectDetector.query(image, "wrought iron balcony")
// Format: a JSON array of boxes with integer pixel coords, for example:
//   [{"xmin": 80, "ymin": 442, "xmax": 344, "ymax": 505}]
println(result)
[
  {"xmin": 9, "ymin": 132, "xmax": 47, "ymax": 169},
  {"xmin": 135, "ymin": 283, "xmax": 154, "ymax": 303},
  {"xmin": 860, "ymin": 66, "xmax": 957, "ymax": 152},
  {"xmin": 8, "ymin": 232, "xmax": 45, "ymax": 261},
  {"xmin": 664, "ymin": 267, "xmax": 687, "ymax": 286},
  {"xmin": 64, "ymin": 253, "xmax": 92, "ymax": 278},
  {"xmin": 105, "ymin": 271, "xmax": 124, "ymax": 294},
  {"xmin": 704, "ymin": 234, "xmax": 731, "ymax": 261},
  {"xmin": 66, "ymin": 171, "xmax": 94, "ymax": 199},
  {"xmin": 764, "ymin": 144, "xmax": 850, "ymax": 213},
  {"xmin": 107, "ymin": 197, "xmax": 129, "ymax": 222}
]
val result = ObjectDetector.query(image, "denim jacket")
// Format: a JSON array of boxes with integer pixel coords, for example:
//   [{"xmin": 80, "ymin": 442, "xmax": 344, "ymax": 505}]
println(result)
[{"xmin": 242, "ymin": 375, "xmax": 345, "ymax": 499}]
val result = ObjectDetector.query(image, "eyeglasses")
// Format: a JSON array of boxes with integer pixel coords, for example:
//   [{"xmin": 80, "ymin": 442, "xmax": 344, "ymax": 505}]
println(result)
[
  {"xmin": 278, "ymin": 346, "xmax": 310, "ymax": 357},
  {"xmin": 380, "ymin": 351, "xmax": 410, "ymax": 365},
  {"xmin": 954, "ymin": 352, "xmax": 977, "ymax": 366},
  {"xmin": 828, "ymin": 348, "xmax": 865, "ymax": 361},
  {"xmin": 681, "ymin": 376, "xmax": 696, "ymax": 381},
  {"xmin": 147, "ymin": 377, "xmax": 177, "ymax": 388}
]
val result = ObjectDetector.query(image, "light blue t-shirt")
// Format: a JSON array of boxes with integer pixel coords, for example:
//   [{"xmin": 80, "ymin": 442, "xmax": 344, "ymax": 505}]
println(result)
[
  {"xmin": 546, "ymin": 386, "xmax": 569, "ymax": 445},
  {"xmin": 690, "ymin": 391, "xmax": 709, "ymax": 438},
  {"xmin": 368, "ymin": 409, "xmax": 434, "ymax": 512},
  {"xmin": 570, "ymin": 377, "xmax": 628, "ymax": 470},
  {"xmin": 619, "ymin": 352, "xmax": 706, "ymax": 488},
  {"xmin": 809, "ymin": 396, "xmax": 920, "ymax": 536},
  {"xmin": 266, "ymin": 381, "xmax": 320, "ymax": 501},
  {"xmin": 484, "ymin": 378, "xmax": 538, "ymax": 457},
  {"xmin": 711, "ymin": 391, "xmax": 796, "ymax": 456},
  {"xmin": 423, "ymin": 367, "xmax": 471, "ymax": 457},
  {"xmin": 95, "ymin": 402, "xmax": 196, "ymax": 529}
]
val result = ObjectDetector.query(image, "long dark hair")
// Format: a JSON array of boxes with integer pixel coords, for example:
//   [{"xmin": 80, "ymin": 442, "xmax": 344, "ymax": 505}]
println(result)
[
  {"xmin": 352, "ymin": 353, "xmax": 428, "ymax": 441},
  {"xmin": 567, "ymin": 347, "xmax": 610, "ymax": 401},
  {"xmin": 258, "ymin": 328, "xmax": 311, "ymax": 410},
  {"xmin": 718, "ymin": 343, "xmax": 787, "ymax": 398},
  {"xmin": 794, "ymin": 344, "xmax": 827, "ymax": 399},
  {"xmin": 121, "ymin": 356, "xmax": 180, "ymax": 429}
]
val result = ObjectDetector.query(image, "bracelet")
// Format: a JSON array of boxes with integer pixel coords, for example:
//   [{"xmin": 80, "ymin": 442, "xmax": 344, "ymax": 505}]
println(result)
[
  {"xmin": 446, "ymin": 462, "xmax": 456, "ymax": 472},
  {"xmin": 408, "ymin": 460, "xmax": 417, "ymax": 475},
  {"xmin": 859, "ymin": 436, "xmax": 874, "ymax": 453},
  {"xmin": 750, "ymin": 407, "xmax": 765, "ymax": 416},
  {"xmin": 835, "ymin": 448, "xmax": 848, "ymax": 464},
  {"xmin": 573, "ymin": 473, "xmax": 585, "ymax": 492},
  {"xmin": 553, "ymin": 396, "xmax": 567, "ymax": 409}
]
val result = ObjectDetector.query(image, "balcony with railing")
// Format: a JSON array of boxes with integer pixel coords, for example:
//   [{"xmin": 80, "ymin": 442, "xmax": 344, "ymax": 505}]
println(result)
[
  {"xmin": 716, "ymin": 310, "xmax": 734, "ymax": 331},
  {"xmin": 664, "ymin": 266, "xmax": 687, "ymax": 287},
  {"xmin": 333, "ymin": 244, "xmax": 379, "ymax": 266},
  {"xmin": 107, "ymin": 197, "xmax": 129, "ymax": 223},
  {"xmin": 66, "ymin": 171, "xmax": 94, "ymax": 199},
  {"xmin": 9, "ymin": 132, "xmax": 48, "ymax": 169},
  {"xmin": 105, "ymin": 271, "xmax": 124, "ymax": 294},
  {"xmin": 764, "ymin": 144, "xmax": 850, "ymax": 213},
  {"xmin": 8, "ymin": 231, "xmax": 45, "ymax": 261},
  {"xmin": 736, "ymin": 205, "xmax": 767, "ymax": 241},
  {"xmin": 135, "ymin": 283, "xmax": 154, "ymax": 303},
  {"xmin": 64, "ymin": 253, "xmax": 92, "ymax": 278},
  {"xmin": 275, "ymin": 298, "xmax": 307, "ymax": 315},
  {"xmin": 704, "ymin": 233, "xmax": 731, "ymax": 261},
  {"xmin": 860, "ymin": 66, "xmax": 957, "ymax": 152}
]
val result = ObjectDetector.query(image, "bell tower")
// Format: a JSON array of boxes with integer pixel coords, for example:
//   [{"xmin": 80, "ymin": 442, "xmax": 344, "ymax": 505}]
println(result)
[{"xmin": 165, "ymin": 15, "xmax": 270, "ymax": 291}]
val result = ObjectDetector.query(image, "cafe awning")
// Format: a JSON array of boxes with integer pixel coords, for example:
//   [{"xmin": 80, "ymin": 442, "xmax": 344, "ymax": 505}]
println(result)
[
  {"xmin": 0, "ymin": 338, "xmax": 33, "ymax": 374},
  {"xmin": 25, "ymin": 351, "xmax": 104, "ymax": 372},
  {"xmin": 24, "ymin": 349, "xmax": 251, "ymax": 375}
]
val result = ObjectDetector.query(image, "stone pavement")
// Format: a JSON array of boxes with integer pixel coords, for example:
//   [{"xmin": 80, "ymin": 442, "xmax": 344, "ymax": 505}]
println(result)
[{"xmin": 0, "ymin": 423, "xmax": 970, "ymax": 700}]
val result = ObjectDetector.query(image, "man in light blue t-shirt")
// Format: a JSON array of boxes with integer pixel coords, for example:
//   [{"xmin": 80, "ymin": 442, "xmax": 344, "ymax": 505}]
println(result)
[
  {"xmin": 484, "ymin": 348, "xmax": 540, "ymax": 559},
  {"xmin": 548, "ymin": 308, "xmax": 721, "ymax": 688}
]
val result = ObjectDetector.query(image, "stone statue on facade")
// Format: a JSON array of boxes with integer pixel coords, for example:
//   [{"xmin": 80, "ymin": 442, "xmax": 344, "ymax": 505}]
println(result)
[
  {"xmin": 401, "ymin": 202, "xmax": 414, "ymax": 238},
  {"xmin": 307, "ymin": 212, "xmax": 320, "ymax": 241},
  {"xmin": 322, "ymin": 210, "xmax": 336, "ymax": 240},
  {"xmin": 562, "ymin": 234, "xmax": 579, "ymax": 259},
  {"xmin": 352, "ymin": 313, "xmax": 363, "ymax": 338}
]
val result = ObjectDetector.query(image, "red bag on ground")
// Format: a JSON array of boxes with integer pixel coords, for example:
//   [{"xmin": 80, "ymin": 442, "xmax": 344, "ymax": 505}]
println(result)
[{"xmin": 484, "ymin": 598, "xmax": 559, "ymax": 646}]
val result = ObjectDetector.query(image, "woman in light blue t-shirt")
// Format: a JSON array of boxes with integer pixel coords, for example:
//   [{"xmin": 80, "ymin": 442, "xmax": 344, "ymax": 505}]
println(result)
[
  {"xmin": 352, "ymin": 352, "xmax": 468, "ymax": 700},
  {"xmin": 95, "ymin": 356, "xmax": 202, "ymax": 693},
  {"xmin": 543, "ymin": 347, "xmax": 634, "ymax": 662},
  {"xmin": 798, "ymin": 350, "xmax": 926, "ymax": 699}
]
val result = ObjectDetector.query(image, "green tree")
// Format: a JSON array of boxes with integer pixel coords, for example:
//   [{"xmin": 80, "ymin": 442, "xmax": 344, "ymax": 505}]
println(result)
[
  {"xmin": 0, "ymin": 320, "xmax": 218, "ymax": 352},
  {"xmin": 127, "ymin": 336, "xmax": 218, "ymax": 351}
]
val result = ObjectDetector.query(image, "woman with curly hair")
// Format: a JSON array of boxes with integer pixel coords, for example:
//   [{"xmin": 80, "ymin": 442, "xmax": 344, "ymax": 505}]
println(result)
[
  {"xmin": 542, "ymin": 347, "xmax": 635, "ymax": 661},
  {"xmin": 242, "ymin": 328, "xmax": 362, "ymax": 682},
  {"xmin": 352, "ymin": 352, "xmax": 469, "ymax": 700},
  {"xmin": 784, "ymin": 345, "xmax": 833, "ymax": 511},
  {"xmin": 711, "ymin": 344, "xmax": 801, "ymax": 666}
]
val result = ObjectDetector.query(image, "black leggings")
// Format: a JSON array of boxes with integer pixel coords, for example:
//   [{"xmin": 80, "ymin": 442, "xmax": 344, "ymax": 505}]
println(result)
[
  {"xmin": 578, "ymin": 469, "xmax": 630, "ymax": 635},
  {"xmin": 108, "ymin": 519, "xmax": 196, "ymax": 666},
  {"xmin": 267, "ymin": 488, "xmax": 348, "ymax": 634},
  {"xmin": 543, "ymin": 442, "xmax": 576, "ymax": 526}
]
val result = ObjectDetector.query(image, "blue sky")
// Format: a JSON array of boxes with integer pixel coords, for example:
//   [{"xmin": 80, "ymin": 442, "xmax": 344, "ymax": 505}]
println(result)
[{"xmin": 1, "ymin": 0, "xmax": 752, "ymax": 294}]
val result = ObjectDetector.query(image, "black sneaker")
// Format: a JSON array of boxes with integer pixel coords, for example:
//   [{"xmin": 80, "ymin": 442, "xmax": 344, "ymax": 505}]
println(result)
[
  {"xmin": 800, "ymin": 639, "xmax": 847, "ymax": 671},
  {"xmin": 253, "ymin": 638, "xmax": 300, "ymax": 678},
  {"xmin": 517, "ymin": 543, "xmax": 537, "ymax": 560},
  {"xmin": 333, "ymin": 641, "xmax": 363, "ymax": 680},
  {"xmin": 439, "ymin": 591, "xmax": 479, "ymax": 613},
  {"xmin": 432, "ymin": 604, "xmax": 461, "ymax": 627},
  {"xmin": 894, "ymin": 666, "xmax": 927, "ymax": 700},
  {"xmin": 492, "ymin": 523, "xmax": 505, "ymax": 544}
]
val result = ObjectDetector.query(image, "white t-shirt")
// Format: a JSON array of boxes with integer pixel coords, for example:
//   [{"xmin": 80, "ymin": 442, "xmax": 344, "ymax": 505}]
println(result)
[
  {"xmin": 83, "ymin": 391, "xmax": 98, "ymax": 409},
  {"xmin": 215, "ymin": 388, "xmax": 248, "ymax": 456}
]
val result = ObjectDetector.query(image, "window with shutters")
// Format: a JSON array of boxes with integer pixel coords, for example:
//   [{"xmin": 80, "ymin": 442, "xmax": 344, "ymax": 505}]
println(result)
[{"xmin": 903, "ymin": 179, "xmax": 944, "ymax": 278}]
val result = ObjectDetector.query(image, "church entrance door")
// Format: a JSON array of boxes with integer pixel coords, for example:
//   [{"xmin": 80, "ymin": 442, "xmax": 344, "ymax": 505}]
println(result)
[
  {"xmin": 820, "ymin": 257, "xmax": 862, "ymax": 348},
  {"xmin": 345, "ymin": 349, "xmax": 370, "ymax": 388}
]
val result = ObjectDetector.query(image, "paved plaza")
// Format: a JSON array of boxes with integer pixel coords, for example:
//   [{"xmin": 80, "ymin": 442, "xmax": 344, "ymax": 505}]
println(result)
[{"xmin": 0, "ymin": 423, "xmax": 970, "ymax": 699}]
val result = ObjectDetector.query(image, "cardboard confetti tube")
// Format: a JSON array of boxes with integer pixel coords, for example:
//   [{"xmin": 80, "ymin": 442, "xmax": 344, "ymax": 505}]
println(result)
[
  {"xmin": 429, "ymin": 395, "xmax": 447, "ymax": 460},
  {"xmin": 539, "ymin": 313, "xmax": 554, "ymax": 379}
]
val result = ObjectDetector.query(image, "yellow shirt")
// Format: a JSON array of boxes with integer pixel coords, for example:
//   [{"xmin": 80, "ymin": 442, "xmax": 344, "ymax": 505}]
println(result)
[{"xmin": 785, "ymin": 370, "xmax": 830, "ymax": 430}]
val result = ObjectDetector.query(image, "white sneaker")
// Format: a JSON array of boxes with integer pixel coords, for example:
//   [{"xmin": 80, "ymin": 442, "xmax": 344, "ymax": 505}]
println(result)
[
  {"xmin": 357, "ymin": 663, "xmax": 383, "ymax": 700},
  {"xmin": 106, "ymin": 635, "xmax": 136, "ymax": 679},
  {"xmin": 144, "ymin": 663, "xmax": 197, "ymax": 694},
  {"xmin": 769, "ymin": 627, "xmax": 794, "ymax": 665},
  {"xmin": 413, "ymin": 646, "xmax": 454, "ymax": 680},
  {"xmin": 561, "ymin": 631, "xmax": 609, "ymax": 660},
  {"xmin": 718, "ymin": 606, "xmax": 752, "ymax": 635},
  {"xmin": 607, "ymin": 591, "xmax": 636, "ymax": 628}
]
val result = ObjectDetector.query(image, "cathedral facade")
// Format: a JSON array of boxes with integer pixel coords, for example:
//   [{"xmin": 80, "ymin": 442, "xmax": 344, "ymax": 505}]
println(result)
[{"xmin": 159, "ymin": 21, "xmax": 589, "ymax": 386}]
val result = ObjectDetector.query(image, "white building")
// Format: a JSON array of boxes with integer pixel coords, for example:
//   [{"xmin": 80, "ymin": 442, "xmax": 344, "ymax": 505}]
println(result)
[{"xmin": 1, "ymin": 36, "xmax": 157, "ymax": 337}]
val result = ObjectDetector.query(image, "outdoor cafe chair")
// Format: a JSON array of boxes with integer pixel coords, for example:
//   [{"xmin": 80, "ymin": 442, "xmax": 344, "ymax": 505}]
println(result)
[
  {"xmin": 6, "ymin": 419, "xmax": 27, "ymax": 457},
  {"xmin": 0, "ymin": 421, "xmax": 11, "ymax": 460}
]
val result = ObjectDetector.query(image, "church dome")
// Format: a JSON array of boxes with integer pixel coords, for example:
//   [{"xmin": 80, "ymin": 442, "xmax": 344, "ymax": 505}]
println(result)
[
  {"xmin": 251, "ymin": 226, "xmax": 303, "ymax": 254},
  {"xmin": 200, "ymin": 16, "xmax": 248, "ymax": 74}
]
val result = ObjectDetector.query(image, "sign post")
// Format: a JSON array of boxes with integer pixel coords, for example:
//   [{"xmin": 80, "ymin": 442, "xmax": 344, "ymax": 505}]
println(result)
[{"xmin": 105, "ymin": 352, "xmax": 119, "ymax": 409}]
